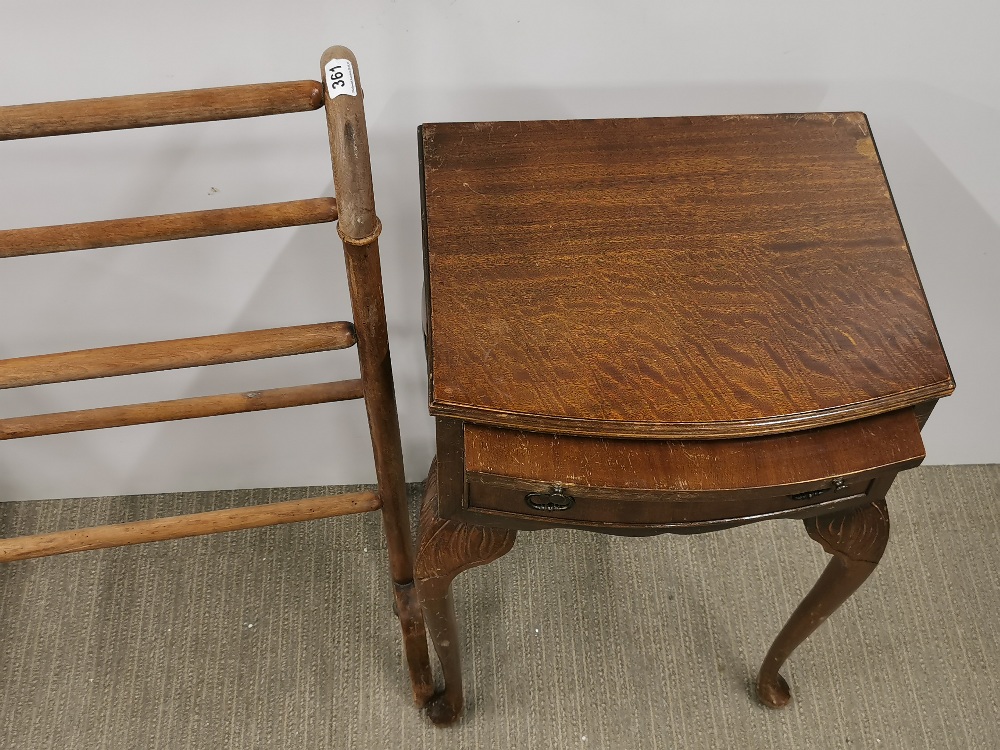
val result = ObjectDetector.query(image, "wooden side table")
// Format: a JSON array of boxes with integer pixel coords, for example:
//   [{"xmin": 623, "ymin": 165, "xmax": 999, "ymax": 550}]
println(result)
[{"xmin": 414, "ymin": 115, "xmax": 954, "ymax": 725}]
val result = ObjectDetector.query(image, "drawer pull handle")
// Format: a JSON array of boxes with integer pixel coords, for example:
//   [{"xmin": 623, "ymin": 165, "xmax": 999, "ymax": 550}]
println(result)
[
  {"xmin": 525, "ymin": 487, "xmax": 575, "ymax": 512},
  {"xmin": 791, "ymin": 478, "xmax": 848, "ymax": 502}
]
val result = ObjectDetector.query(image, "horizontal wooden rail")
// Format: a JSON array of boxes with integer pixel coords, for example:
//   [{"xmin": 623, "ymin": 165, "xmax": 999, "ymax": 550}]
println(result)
[
  {"xmin": 0, "ymin": 490, "xmax": 380, "ymax": 562},
  {"xmin": 0, "ymin": 80, "xmax": 325, "ymax": 140},
  {"xmin": 0, "ymin": 199, "xmax": 338, "ymax": 259},
  {"xmin": 0, "ymin": 322, "xmax": 356, "ymax": 390},
  {"xmin": 0, "ymin": 379, "xmax": 363, "ymax": 440}
]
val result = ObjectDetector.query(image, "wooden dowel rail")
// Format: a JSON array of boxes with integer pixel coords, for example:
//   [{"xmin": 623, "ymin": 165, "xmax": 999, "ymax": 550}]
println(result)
[
  {"xmin": 0, "ymin": 46, "xmax": 437, "ymax": 703},
  {"xmin": 0, "ymin": 322, "xmax": 356, "ymax": 390},
  {"xmin": 0, "ymin": 379, "xmax": 364, "ymax": 440},
  {"xmin": 0, "ymin": 490, "xmax": 381, "ymax": 562},
  {"xmin": 0, "ymin": 199, "xmax": 338, "ymax": 259},
  {"xmin": 0, "ymin": 80, "xmax": 325, "ymax": 140}
]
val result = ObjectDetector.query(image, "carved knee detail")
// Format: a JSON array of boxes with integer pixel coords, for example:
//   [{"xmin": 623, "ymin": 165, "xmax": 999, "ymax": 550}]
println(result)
[
  {"xmin": 804, "ymin": 498, "xmax": 889, "ymax": 564},
  {"xmin": 415, "ymin": 460, "xmax": 517, "ymax": 584}
]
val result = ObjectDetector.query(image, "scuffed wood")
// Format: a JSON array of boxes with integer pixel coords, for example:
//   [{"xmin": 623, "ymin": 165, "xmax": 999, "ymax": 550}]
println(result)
[
  {"xmin": 0, "ymin": 80, "xmax": 324, "ymax": 139},
  {"xmin": 415, "ymin": 460, "xmax": 518, "ymax": 582},
  {"xmin": 414, "ymin": 460, "xmax": 517, "ymax": 724},
  {"xmin": 420, "ymin": 115, "xmax": 954, "ymax": 439},
  {"xmin": 416, "ymin": 113, "xmax": 952, "ymax": 721},
  {"xmin": 321, "ymin": 45, "xmax": 433, "ymax": 702},
  {"xmin": 804, "ymin": 496, "xmax": 891, "ymax": 564},
  {"xmin": 0, "ymin": 490, "xmax": 380, "ymax": 562},
  {"xmin": 0, "ymin": 47, "xmax": 434, "ymax": 709},
  {"xmin": 464, "ymin": 409, "xmax": 924, "ymax": 492},
  {"xmin": 757, "ymin": 493, "xmax": 891, "ymax": 707}
]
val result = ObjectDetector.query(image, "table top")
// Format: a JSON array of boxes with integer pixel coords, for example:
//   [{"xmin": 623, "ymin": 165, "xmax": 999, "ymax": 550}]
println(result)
[{"xmin": 420, "ymin": 114, "xmax": 953, "ymax": 439}]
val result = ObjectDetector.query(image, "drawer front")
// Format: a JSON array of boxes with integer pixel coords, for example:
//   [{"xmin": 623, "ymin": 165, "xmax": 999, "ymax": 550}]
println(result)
[{"xmin": 465, "ymin": 472, "xmax": 873, "ymax": 529}]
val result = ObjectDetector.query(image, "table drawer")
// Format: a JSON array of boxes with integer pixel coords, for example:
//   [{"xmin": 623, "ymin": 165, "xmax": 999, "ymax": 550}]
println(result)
[
  {"xmin": 437, "ymin": 410, "xmax": 925, "ymax": 531},
  {"xmin": 465, "ymin": 472, "xmax": 873, "ymax": 529}
]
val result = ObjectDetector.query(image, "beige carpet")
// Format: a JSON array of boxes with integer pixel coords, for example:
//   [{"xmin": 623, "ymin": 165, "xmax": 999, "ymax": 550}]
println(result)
[{"xmin": 0, "ymin": 465, "xmax": 997, "ymax": 749}]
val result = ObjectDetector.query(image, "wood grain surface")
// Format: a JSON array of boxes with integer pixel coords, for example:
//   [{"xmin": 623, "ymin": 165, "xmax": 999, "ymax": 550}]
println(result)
[
  {"xmin": 464, "ymin": 408, "xmax": 924, "ymax": 492},
  {"xmin": 421, "ymin": 115, "xmax": 954, "ymax": 438}
]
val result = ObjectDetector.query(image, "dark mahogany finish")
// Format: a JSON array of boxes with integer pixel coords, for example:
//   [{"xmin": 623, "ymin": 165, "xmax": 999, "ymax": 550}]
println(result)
[
  {"xmin": 419, "ymin": 416, "xmax": 916, "ymax": 724},
  {"xmin": 415, "ymin": 114, "xmax": 953, "ymax": 725},
  {"xmin": 421, "ymin": 115, "xmax": 952, "ymax": 439}
]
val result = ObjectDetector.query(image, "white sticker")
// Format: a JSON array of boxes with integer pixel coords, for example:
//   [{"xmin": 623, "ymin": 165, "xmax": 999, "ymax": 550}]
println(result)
[{"xmin": 324, "ymin": 58, "xmax": 357, "ymax": 100}]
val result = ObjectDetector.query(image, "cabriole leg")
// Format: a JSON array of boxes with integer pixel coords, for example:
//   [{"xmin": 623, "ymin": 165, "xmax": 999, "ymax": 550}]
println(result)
[
  {"xmin": 757, "ymin": 495, "xmax": 891, "ymax": 707},
  {"xmin": 414, "ymin": 460, "xmax": 517, "ymax": 725}
]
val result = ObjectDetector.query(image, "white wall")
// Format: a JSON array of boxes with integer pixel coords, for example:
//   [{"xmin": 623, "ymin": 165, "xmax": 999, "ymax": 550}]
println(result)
[{"xmin": 1, "ymin": 1, "xmax": 997, "ymax": 501}]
